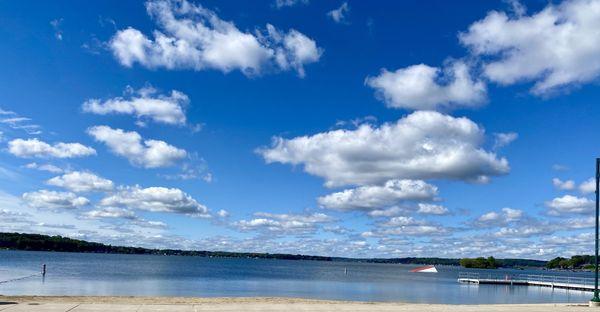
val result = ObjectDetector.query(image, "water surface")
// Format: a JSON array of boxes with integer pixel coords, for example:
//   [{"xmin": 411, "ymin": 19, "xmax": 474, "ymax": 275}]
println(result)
[{"xmin": 0, "ymin": 250, "xmax": 593, "ymax": 304}]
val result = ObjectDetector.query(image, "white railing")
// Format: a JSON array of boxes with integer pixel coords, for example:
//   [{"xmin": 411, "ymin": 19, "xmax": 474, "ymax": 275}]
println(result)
[{"xmin": 458, "ymin": 271, "xmax": 595, "ymax": 286}]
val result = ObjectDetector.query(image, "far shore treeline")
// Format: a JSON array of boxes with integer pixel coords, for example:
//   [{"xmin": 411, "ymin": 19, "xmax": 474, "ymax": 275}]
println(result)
[{"xmin": 0, "ymin": 232, "xmax": 583, "ymax": 269}]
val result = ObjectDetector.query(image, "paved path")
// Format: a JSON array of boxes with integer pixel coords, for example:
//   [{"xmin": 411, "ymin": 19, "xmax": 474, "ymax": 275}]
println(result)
[{"xmin": 0, "ymin": 302, "xmax": 594, "ymax": 311}]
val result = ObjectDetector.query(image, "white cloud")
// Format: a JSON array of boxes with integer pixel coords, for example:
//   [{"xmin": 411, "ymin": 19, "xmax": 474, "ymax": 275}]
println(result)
[
  {"xmin": 87, "ymin": 125, "xmax": 186, "ymax": 168},
  {"xmin": 0, "ymin": 209, "xmax": 33, "ymax": 224},
  {"xmin": 475, "ymin": 207, "xmax": 523, "ymax": 227},
  {"xmin": 507, "ymin": 0, "xmax": 527, "ymax": 17},
  {"xmin": 580, "ymin": 177, "xmax": 595, "ymax": 194},
  {"xmin": 327, "ymin": 2, "xmax": 350, "ymax": 24},
  {"xmin": 417, "ymin": 203, "xmax": 449, "ymax": 215},
  {"xmin": 50, "ymin": 18, "xmax": 63, "ymax": 41},
  {"xmin": 259, "ymin": 111, "xmax": 509, "ymax": 187},
  {"xmin": 85, "ymin": 207, "xmax": 136, "ymax": 219},
  {"xmin": 0, "ymin": 114, "xmax": 42, "ymax": 135},
  {"xmin": 8, "ymin": 138, "xmax": 96, "ymax": 158},
  {"xmin": 24, "ymin": 162, "xmax": 64, "ymax": 174},
  {"xmin": 135, "ymin": 219, "xmax": 168, "ymax": 229},
  {"xmin": 494, "ymin": 226, "xmax": 550, "ymax": 238},
  {"xmin": 552, "ymin": 164, "xmax": 569, "ymax": 171},
  {"xmin": 47, "ymin": 171, "xmax": 114, "ymax": 193},
  {"xmin": 83, "ymin": 86, "xmax": 189, "ymax": 126},
  {"xmin": 264, "ymin": 25, "xmax": 322, "ymax": 77},
  {"xmin": 502, "ymin": 207, "xmax": 524, "ymax": 220},
  {"xmin": 109, "ymin": 0, "xmax": 321, "ymax": 77},
  {"xmin": 216, "ymin": 209, "xmax": 229, "ymax": 218},
  {"xmin": 368, "ymin": 216, "xmax": 448, "ymax": 236},
  {"xmin": 367, "ymin": 206, "xmax": 407, "ymax": 218},
  {"xmin": 84, "ymin": 207, "xmax": 168, "ymax": 229},
  {"xmin": 99, "ymin": 185, "xmax": 210, "ymax": 217},
  {"xmin": 274, "ymin": 0, "xmax": 308, "ymax": 9},
  {"xmin": 22, "ymin": 190, "xmax": 89, "ymax": 209},
  {"xmin": 317, "ymin": 179, "xmax": 437, "ymax": 211},
  {"xmin": 552, "ymin": 177, "xmax": 575, "ymax": 191},
  {"xmin": 493, "ymin": 132, "xmax": 518, "ymax": 149},
  {"xmin": 459, "ymin": 0, "xmax": 600, "ymax": 94},
  {"xmin": 565, "ymin": 216, "xmax": 595, "ymax": 229},
  {"xmin": 233, "ymin": 212, "xmax": 334, "ymax": 235},
  {"xmin": 365, "ymin": 61, "xmax": 486, "ymax": 110},
  {"xmin": 478, "ymin": 211, "xmax": 501, "ymax": 222},
  {"xmin": 546, "ymin": 195, "xmax": 594, "ymax": 215}
]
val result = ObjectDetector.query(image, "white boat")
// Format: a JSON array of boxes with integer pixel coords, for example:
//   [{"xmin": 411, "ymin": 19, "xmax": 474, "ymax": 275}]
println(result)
[{"xmin": 410, "ymin": 265, "xmax": 438, "ymax": 273}]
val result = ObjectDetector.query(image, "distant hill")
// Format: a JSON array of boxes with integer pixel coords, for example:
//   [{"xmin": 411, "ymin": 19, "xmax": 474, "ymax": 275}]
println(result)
[{"xmin": 0, "ymin": 232, "xmax": 547, "ymax": 267}]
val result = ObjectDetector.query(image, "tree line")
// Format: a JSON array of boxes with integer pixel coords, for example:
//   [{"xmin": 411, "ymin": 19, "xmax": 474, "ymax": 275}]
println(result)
[
  {"xmin": 546, "ymin": 255, "xmax": 596, "ymax": 270},
  {"xmin": 0, "ymin": 232, "xmax": 553, "ymax": 267},
  {"xmin": 459, "ymin": 256, "xmax": 546, "ymax": 269}
]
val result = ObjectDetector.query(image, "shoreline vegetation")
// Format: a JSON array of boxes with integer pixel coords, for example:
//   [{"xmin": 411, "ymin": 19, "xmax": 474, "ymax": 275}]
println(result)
[{"xmin": 0, "ymin": 232, "xmax": 585, "ymax": 270}]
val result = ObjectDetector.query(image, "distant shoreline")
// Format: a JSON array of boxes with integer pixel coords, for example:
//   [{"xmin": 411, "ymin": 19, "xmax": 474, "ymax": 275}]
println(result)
[{"xmin": 0, "ymin": 232, "xmax": 546, "ymax": 268}]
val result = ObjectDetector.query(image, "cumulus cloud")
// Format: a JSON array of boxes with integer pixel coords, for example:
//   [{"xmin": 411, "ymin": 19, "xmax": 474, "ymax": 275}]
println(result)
[
  {"xmin": 327, "ymin": 2, "xmax": 350, "ymax": 24},
  {"xmin": 417, "ymin": 203, "xmax": 449, "ymax": 215},
  {"xmin": 263, "ymin": 25, "xmax": 322, "ymax": 77},
  {"xmin": 99, "ymin": 185, "xmax": 210, "ymax": 217},
  {"xmin": 365, "ymin": 216, "xmax": 448, "ymax": 237},
  {"xmin": 0, "ymin": 209, "xmax": 33, "ymax": 224},
  {"xmin": 365, "ymin": 61, "xmax": 486, "ymax": 110},
  {"xmin": 459, "ymin": 0, "xmax": 600, "ymax": 94},
  {"xmin": 83, "ymin": 86, "xmax": 189, "ymax": 126},
  {"xmin": 546, "ymin": 195, "xmax": 594, "ymax": 215},
  {"xmin": 258, "ymin": 111, "xmax": 509, "ymax": 187},
  {"xmin": 22, "ymin": 190, "xmax": 89, "ymax": 209},
  {"xmin": 233, "ymin": 212, "xmax": 334, "ymax": 235},
  {"xmin": 85, "ymin": 207, "xmax": 136, "ymax": 220},
  {"xmin": 552, "ymin": 178, "xmax": 575, "ymax": 191},
  {"xmin": 494, "ymin": 225, "xmax": 552, "ymax": 238},
  {"xmin": 474, "ymin": 207, "xmax": 523, "ymax": 227},
  {"xmin": 580, "ymin": 178, "xmax": 595, "ymax": 194},
  {"xmin": 367, "ymin": 206, "xmax": 408, "ymax": 218},
  {"xmin": 565, "ymin": 216, "xmax": 595, "ymax": 229},
  {"xmin": 87, "ymin": 126, "xmax": 186, "ymax": 168},
  {"xmin": 317, "ymin": 179, "xmax": 437, "ymax": 211},
  {"xmin": 47, "ymin": 171, "xmax": 114, "ymax": 193},
  {"xmin": 216, "ymin": 209, "xmax": 229, "ymax": 218},
  {"xmin": 84, "ymin": 207, "xmax": 168, "ymax": 229},
  {"xmin": 8, "ymin": 138, "xmax": 96, "ymax": 158},
  {"xmin": 109, "ymin": 0, "xmax": 322, "ymax": 77},
  {"xmin": 24, "ymin": 162, "xmax": 64, "ymax": 174}
]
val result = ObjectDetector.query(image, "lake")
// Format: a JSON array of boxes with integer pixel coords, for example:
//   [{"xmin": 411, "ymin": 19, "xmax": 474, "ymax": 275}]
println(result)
[{"xmin": 0, "ymin": 250, "xmax": 593, "ymax": 304}]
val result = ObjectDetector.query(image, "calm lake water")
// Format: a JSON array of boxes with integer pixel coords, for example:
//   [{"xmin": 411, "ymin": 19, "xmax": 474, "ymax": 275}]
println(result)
[{"xmin": 0, "ymin": 250, "xmax": 594, "ymax": 304}]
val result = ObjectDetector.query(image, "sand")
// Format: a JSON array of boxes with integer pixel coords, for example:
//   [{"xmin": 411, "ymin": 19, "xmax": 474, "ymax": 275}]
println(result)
[{"xmin": 0, "ymin": 296, "xmax": 594, "ymax": 311}]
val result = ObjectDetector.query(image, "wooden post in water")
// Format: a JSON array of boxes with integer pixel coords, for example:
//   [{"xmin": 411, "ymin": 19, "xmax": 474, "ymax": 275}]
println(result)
[{"xmin": 42, "ymin": 264, "xmax": 46, "ymax": 277}]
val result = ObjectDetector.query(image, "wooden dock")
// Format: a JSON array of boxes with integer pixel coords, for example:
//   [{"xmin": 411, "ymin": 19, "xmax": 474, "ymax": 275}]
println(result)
[{"xmin": 458, "ymin": 272, "xmax": 595, "ymax": 292}]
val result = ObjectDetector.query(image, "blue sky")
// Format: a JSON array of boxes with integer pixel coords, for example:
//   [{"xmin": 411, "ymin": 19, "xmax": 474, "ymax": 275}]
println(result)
[{"xmin": 0, "ymin": 0, "xmax": 599, "ymax": 259}]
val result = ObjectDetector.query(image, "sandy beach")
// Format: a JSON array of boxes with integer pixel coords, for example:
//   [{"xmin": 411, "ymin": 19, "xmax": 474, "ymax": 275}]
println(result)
[{"xmin": 0, "ymin": 296, "xmax": 592, "ymax": 311}]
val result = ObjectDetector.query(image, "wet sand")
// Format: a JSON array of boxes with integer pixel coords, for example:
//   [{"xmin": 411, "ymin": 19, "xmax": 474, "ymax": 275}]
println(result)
[{"xmin": 0, "ymin": 296, "xmax": 593, "ymax": 311}]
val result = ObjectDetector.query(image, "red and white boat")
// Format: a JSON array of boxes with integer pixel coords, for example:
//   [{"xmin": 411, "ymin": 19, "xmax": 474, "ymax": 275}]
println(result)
[{"xmin": 410, "ymin": 265, "xmax": 438, "ymax": 273}]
